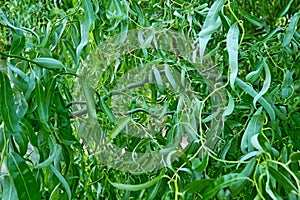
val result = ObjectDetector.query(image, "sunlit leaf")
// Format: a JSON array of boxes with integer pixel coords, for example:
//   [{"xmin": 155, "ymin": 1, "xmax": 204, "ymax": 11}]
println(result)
[{"xmin": 227, "ymin": 23, "xmax": 239, "ymax": 89}]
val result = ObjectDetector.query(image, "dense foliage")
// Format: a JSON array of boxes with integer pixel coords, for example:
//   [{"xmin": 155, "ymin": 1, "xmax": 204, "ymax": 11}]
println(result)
[{"xmin": 0, "ymin": 0, "xmax": 300, "ymax": 199}]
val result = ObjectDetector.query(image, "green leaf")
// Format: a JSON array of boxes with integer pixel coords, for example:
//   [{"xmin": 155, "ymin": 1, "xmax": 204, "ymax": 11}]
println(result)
[
  {"xmin": 268, "ymin": 165, "xmax": 298, "ymax": 193},
  {"xmin": 50, "ymin": 165, "xmax": 71, "ymax": 200},
  {"xmin": 279, "ymin": 0, "xmax": 294, "ymax": 17},
  {"xmin": 240, "ymin": 9, "xmax": 263, "ymax": 27},
  {"xmin": 2, "ymin": 176, "xmax": 19, "ymax": 200},
  {"xmin": 0, "ymin": 8, "xmax": 40, "ymax": 43},
  {"xmin": 202, "ymin": 173, "xmax": 248, "ymax": 199},
  {"xmin": 36, "ymin": 135, "xmax": 59, "ymax": 168},
  {"xmin": 282, "ymin": 12, "xmax": 300, "ymax": 47},
  {"xmin": 191, "ymin": 154, "xmax": 209, "ymax": 172},
  {"xmin": 241, "ymin": 109, "xmax": 264, "ymax": 154},
  {"xmin": 230, "ymin": 159, "xmax": 256, "ymax": 196},
  {"xmin": 164, "ymin": 66, "xmax": 178, "ymax": 91},
  {"xmin": 289, "ymin": 152, "xmax": 300, "ymax": 162},
  {"xmin": 33, "ymin": 57, "xmax": 64, "ymax": 70},
  {"xmin": 6, "ymin": 152, "xmax": 40, "ymax": 200},
  {"xmin": 100, "ymin": 97, "xmax": 116, "ymax": 124},
  {"xmin": 35, "ymin": 78, "xmax": 56, "ymax": 129},
  {"xmin": 222, "ymin": 90, "xmax": 235, "ymax": 119},
  {"xmin": 253, "ymin": 59, "xmax": 271, "ymax": 107},
  {"xmin": 152, "ymin": 66, "xmax": 164, "ymax": 89},
  {"xmin": 76, "ymin": 15, "xmax": 90, "ymax": 61},
  {"xmin": 109, "ymin": 117, "xmax": 130, "ymax": 140},
  {"xmin": 266, "ymin": 169, "xmax": 278, "ymax": 200},
  {"xmin": 20, "ymin": 119, "xmax": 38, "ymax": 147},
  {"xmin": 198, "ymin": 0, "xmax": 224, "ymax": 58},
  {"xmin": 184, "ymin": 179, "xmax": 215, "ymax": 193},
  {"xmin": 10, "ymin": 30, "xmax": 25, "ymax": 55},
  {"xmin": 281, "ymin": 70, "xmax": 294, "ymax": 98},
  {"xmin": 49, "ymin": 184, "xmax": 62, "ymax": 200},
  {"xmin": 246, "ymin": 60, "xmax": 264, "ymax": 83},
  {"xmin": 236, "ymin": 77, "xmax": 276, "ymax": 121},
  {"xmin": 0, "ymin": 71, "xmax": 21, "ymax": 133},
  {"xmin": 227, "ymin": 23, "xmax": 239, "ymax": 89},
  {"xmin": 108, "ymin": 174, "xmax": 164, "ymax": 191},
  {"xmin": 81, "ymin": 76, "xmax": 97, "ymax": 124}
]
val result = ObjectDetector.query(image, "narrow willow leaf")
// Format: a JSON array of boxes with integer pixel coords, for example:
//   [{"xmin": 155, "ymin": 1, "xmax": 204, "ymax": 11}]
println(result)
[
  {"xmin": 226, "ymin": 23, "xmax": 239, "ymax": 89},
  {"xmin": 236, "ymin": 77, "xmax": 276, "ymax": 121},
  {"xmin": 202, "ymin": 109, "xmax": 221, "ymax": 123},
  {"xmin": 20, "ymin": 119, "xmax": 38, "ymax": 147},
  {"xmin": 12, "ymin": 129, "xmax": 28, "ymax": 156},
  {"xmin": 83, "ymin": 0, "xmax": 95, "ymax": 25},
  {"xmin": 250, "ymin": 134, "xmax": 264, "ymax": 152},
  {"xmin": 63, "ymin": 40, "xmax": 78, "ymax": 66},
  {"xmin": 6, "ymin": 152, "xmax": 40, "ymax": 200},
  {"xmin": 152, "ymin": 66, "xmax": 163, "ymax": 87},
  {"xmin": 222, "ymin": 91, "xmax": 234, "ymax": 119},
  {"xmin": 0, "ymin": 71, "xmax": 21, "ymax": 133},
  {"xmin": 219, "ymin": 11, "xmax": 230, "ymax": 32},
  {"xmin": 265, "ymin": 169, "xmax": 278, "ymax": 200},
  {"xmin": 75, "ymin": 0, "xmax": 95, "ymax": 60},
  {"xmin": 184, "ymin": 179, "xmax": 215, "ymax": 193},
  {"xmin": 164, "ymin": 66, "xmax": 178, "ymax": 91},
  {"xmin": 109, "ymin": 174, "xmax": 164, "ymax": 191},
  {"xmin": 192, "ymin": 154, "xmax": 209, "ymax": 172},
  {"xmin": 80, "ymin": 77, "xmax": 97, "ymax": 124},
  {"xmin": 51, "ymin": 19, "xmax": 67, "ymax": 51},
  {"xmin": 100, "ymin": 97, "xmax": 116, "ymax": 124},
  {"xmin": 239, "ymin": 9, "xmax": 263, "ymax": 27},
  {"xmin": 239, "ymin": 151, "xmax": 261, "ymax": 165},
  {"xmin": 282, "ymin": 12, "xmax": 300, "ymax": 47},
  {"xmin": 36, "ymin": 135, "xmax": 59, "ymax": 169},
  {"xmin": 230, "ymin": 159, "xmax": 256, "ymax": 196},
  {"xmin": 259, "ymin": 26, "xmax": 280, "ymax": 43},
  {"xmin": 7, "ymin": 62, "xmax": 29, "ymax": 91},
  {"xmin": 198, "ymin": 0, "xmax": 224, "ymax": 58},
  {"xmin": 50, "ymin": 165, "xmax": 71, "ymax": 200},
  {"xmin": 268, "ymin": 165, "xmax": 298, "ymax": 193},
  {"xmin": 10, "ymin": 30, "xmax": 25, "ymax": 55},
  {"xmin": 253, "ymin": 59, "xmax": 271, "ymax": 107},
  {"xmin": 241, "ymin": 110, "xmax": 263, "ymax": 154},
  {"xmin": 146, "ymin": 181, "xmax": 161, "ymax": 200},
  {"xmin": 246, "ymin": 60, "xmax": 264, "ymax": 83},
  {"xmin": 33, "ymin": 57, "xmax": 64, "ymax": 70},
  {"xmin": 202, "ymin": 173, "xmax": 248, "ymax": 199},
  {"xmin": 279, "ymin": 0, "xmax": 294, "ymax": 17},
  {"xmin": 281, "ymin": 70, "xmax": 294, "ymax": 98},
  {"xmin": 109, "ymin": 117, "xmax": 130, "ymax": 140},
  {"xmin": 2, "ymin": 176, "xmax": 19, "ymax": 200},
  {"xmin": 49, "ymin": 183, "xmax": 61, "ymax": 200},
  {"xmin": 76, "ymin": 15, "xmax": 89, "ymax": 60},
  {"xmin": 35, "ymin": 78, "xmax": 55, "ymax": 132},
  {"xmin": 0, "ymin": 8, "xmax": 40, "ymax": 42},
  {"xmin": 25, "ymin": 71, "xmax": 35, "ymax": 100},
  {"xmin": 130, "ymin": 0, "xmax": 147, "ymax": 25}
]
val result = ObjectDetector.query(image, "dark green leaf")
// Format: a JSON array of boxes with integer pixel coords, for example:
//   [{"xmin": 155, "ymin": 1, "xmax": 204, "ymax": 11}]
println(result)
[
  {"xmin": 0, "ymin": 71, "xmax": 21, "ymax": 133},
  {"xmin": 6, "ymin": 152, "xmax": 40, "ymax": 200}
]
